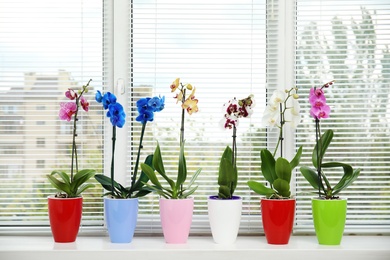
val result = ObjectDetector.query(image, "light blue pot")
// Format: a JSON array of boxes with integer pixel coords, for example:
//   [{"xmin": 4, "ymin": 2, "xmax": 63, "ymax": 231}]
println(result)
[{"xmin": 104, "ymin": 197, "xmax": 138, "ymax": 243}]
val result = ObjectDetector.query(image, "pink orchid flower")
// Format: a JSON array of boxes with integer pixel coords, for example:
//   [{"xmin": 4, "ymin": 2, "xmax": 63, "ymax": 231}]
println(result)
[
  {"xmin": 65, "ymin": 89, "xmax": 77, "ymax": 100},
  {"xmin": 59, "ymin": 102, "xmax": 77, "ymax": 121},
  {"xmin": 80, "ymin": 96, "xmax": 89, "ymax": 112}
]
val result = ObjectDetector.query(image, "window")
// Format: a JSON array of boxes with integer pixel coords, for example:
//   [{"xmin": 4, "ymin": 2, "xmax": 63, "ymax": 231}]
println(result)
[
  {"xmin": 0, "ymin": 0, "xmax": 104, "ymax": 225},
  {"xmin": 0, "ymin": 0, "xmax": 388, "ymax": 234},
  {"xmin": 295, "ymin": 0, "xmax": 390, "ymax": 232}
]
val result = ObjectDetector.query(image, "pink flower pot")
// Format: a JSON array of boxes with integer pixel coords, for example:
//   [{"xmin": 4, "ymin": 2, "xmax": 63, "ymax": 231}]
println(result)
[{"xmin": 159, "ymin": 197, "xmax": 194, "ymax": 244}]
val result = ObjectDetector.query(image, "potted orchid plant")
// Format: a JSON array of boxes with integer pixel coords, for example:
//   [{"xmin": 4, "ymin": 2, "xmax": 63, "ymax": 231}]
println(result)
[
  {"xmin": 208, "ymin": 95, "xmax": 255, "ymax": 245},
  {"xmin": 141, "ymin": 78, "xmax": 201, "ymax": 244},
  {"xmin": 46, "ymin": 79, "xmax": 96, "ymax": 243},
  {"xmin": 247, "ymin": 87, "xmax": 302, "ymax": 245},
  {"xmin": 299, "ymin": 81, "xmax": 360, "ymax": 245},
  {"xmin": 94, "ymin": 91, "xmax": 164, "ymax": 243}
]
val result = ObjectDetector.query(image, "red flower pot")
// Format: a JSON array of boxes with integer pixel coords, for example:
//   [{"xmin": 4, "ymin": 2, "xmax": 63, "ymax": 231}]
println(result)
[
  {"xmin": 261, "ymin": 198, "xmax": 295, "ymax": 244},
  {"xmin": 48, "ymin": 196, "xmax": 83, "ymax": 243}
]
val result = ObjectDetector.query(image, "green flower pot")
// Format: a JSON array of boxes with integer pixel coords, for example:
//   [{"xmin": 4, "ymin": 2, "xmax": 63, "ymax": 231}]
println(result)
[{"xmin": 312, "ymin": 198, "xmax": 347, "ymax": 245}]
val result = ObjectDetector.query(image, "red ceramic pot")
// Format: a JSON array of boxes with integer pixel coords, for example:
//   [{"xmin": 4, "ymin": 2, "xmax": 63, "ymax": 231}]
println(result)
[
  {"xmin": 261, "ymin": 198, "xmax": 296, "ymax": 244},
  {"xmin": 48, "ymin": 196, "xmax": 83, "ymax": 243}
]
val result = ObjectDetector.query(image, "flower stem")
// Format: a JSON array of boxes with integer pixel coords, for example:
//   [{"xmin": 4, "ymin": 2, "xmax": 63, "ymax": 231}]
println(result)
[
  {"xmin": 315, "ymin": 118, "xmax": 323, "ymax": 198},
  {"xmin": 131, "ymin": 122, "xmax": 146, "ymax": 192},
  {"xmin": 272, "ymin": 103, "xmax": 284, "ymax": 157},
  {"xmin": 71, "ymin": 111, "xmax": 78, "ymax": 182},
  {"xmin": 232, "ymin": 125, "xmax": 237, "ymax": 167},
  {"xmin": 179, "ymin": 87, "xmax": 187, "ymax": 193},
  {"xmin": 180, "ymin": 87, "xmax": 186, "ymax": 146},
  {"xmin": 70, "ymin": 79, "xmax": 92, "ymax": 182},
  {"xmin": 111, "ymin": 126, "xmax": 116, "ymax": 196}
]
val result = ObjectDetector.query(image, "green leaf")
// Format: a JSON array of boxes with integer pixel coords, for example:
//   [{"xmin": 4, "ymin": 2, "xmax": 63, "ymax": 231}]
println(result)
[
  {"xmin": 71, "ymin": 169, "xmax": 95, "ymax": 194},
  {"xmin": 133, "ymin": 189, "xmax": 151, "ymax": 198},
  {"xmin": 187, "ymin": 168, "xmax": 201, "ymax": 190},
  {"xmin": 275, "ymin": 157, "xmax": 292, "ymax": 183},
  {"xmin": 46, "ymin": 174, "xmax": 71, "ymax": 195},
  {"xmin": 217, "ymin": 146, "xmax": 236, "ymax": 198},
  {"xmin": 50, "ymin": 170, "xmax": 70, "ymax": 185},
  {"xmin": 299, "ymin": 166, "xmax": 319, "ymax": 190},
  {"xmin": 152, "ymin": 144, "xmax": 175, "ymax": 190},
  {"xmin": 153, "ymin": 143, "xmax": 166, "ymax": 176},
  {"xmin": 273, "ymin": 178, "xmax": 290, "ymax": 198},
  {"xmin": 131, "ymin": 154, "xmax": 153, "ymax": 193},
  {"xmin": 247, "ymin": 180, "xmax": 275, "ymax": 197},
  {"xmin": 313, "ymin": 129, "xmax": 333, "ymax": 168},
  {"xmin": 76, "ymin": 183, "xmax": 95, "ymax": 196},
  {"xmin": 218, "ymin": 185, "xmax": 231, "ymax": 199},
  {"xmin": 94, "ymin": 174, "xmax": 122, "ymax": 196},
  {"xmin": 321, "ymin": 162, "xmax": 360, "ymax": 196},
  {"xmin": 290, "ymin": 146, "xmax": 303, "ymax": 170},
  {"xmin": 142, "ymin": 183, "xmax": 171, "ymax": 198},
  {"xmin": 140, "ymin": 163, "xmax": 163, "ymax": 189},
  {"xmin": 260, "ymin": 149, "xmax": 276, "ymax": 184},
  {"xmin": 218, "ymin": 158, "xmax": 234, "ymax": 185},
  {"xmin": 333, "ymin": 168, "xmax": 360, "ymax": 196},
  {"xmin": 181, "ymin": 185, "xmax": 198, "ymax": 199}
]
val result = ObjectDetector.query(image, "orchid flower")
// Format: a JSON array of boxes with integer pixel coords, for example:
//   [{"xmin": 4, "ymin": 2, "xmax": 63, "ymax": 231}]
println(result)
[
  {"xmin": 59, "ymin": 102, "xmax": 77, "ymax": 121},
  {"xmin": 170, "ymin": 78, "xmax": 199, "ymax": 144}
]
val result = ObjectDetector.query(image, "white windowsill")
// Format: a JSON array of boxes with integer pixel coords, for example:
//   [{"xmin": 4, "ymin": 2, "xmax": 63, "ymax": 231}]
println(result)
[{"xmin": 0, "ymin": 235, "xmax": 389, "ymax": 260}]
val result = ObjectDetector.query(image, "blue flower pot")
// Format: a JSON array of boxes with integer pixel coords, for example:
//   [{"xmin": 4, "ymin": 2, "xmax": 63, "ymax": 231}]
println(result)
[{"xmin": 104, "ymin": 197, "xmax": 138, "ymax": 243}]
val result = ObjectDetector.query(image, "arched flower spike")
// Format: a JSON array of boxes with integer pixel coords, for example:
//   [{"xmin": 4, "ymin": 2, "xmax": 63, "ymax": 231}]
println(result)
[
  {"xmin": 218, "ymin": 95, "xmax": 255, "ymax": 199},
  {"xmin": 248, "ymin": 87, "xmax": 303, "ymax": 199},
  {"xmin": 300, "ymin": 81, "xmax": 361, "ymax": 199},
  {"xmin": 47, "ymin": 79, "xmax": 95, "ymax": 198},
  {"xmin": 94, "ymin": 91, "xmax": 165, "ymax": 198},
  {"xmin": 140, "ymin": 78, "xmax": 201, "ymax": 199}
]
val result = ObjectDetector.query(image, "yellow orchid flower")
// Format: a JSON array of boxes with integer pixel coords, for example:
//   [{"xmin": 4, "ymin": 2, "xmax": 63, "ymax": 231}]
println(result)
[
  {"xmin": 183, "ymin": 97, "xmax": 199, "ymax": 115},
  {"xmin": 170, "ymin": 78, "xmax": 180, "ymax": 92},
  {"xmin": 182, "ymin": 88, "xmax": 199, "ymax": 115},
  {"xmin": 175, "ymin": 92, "xmax": 183, "ymax": 103}
]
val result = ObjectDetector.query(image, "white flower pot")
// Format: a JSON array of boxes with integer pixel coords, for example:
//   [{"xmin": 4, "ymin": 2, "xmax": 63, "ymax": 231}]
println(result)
[{"xmin": 208, "ymin": 195, "xmax": 242, "ymax": 244}]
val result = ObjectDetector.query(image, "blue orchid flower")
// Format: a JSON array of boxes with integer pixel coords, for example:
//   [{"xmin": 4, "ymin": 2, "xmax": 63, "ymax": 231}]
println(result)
[
  {"xmin": 148, "ymin": 96, "xmax": 165, "ymax": 112},
  {"xmin": 95, "ymin": 90, "xmax": 103, "ymax": 103},
  {"xmin": 107, "ymin": 102, "xmax": 126, "ymax": 128},
  {"xmin": 136, "ymin": 109, "xmax": 154, "ymax": 124},
  {"xmin": 102, "ymin": 92, "xmax": 117, "ymax": 109},
  {"xmin": 136, "ymin": 97, "xmax": 153, "ymax": 113},
  {"xmin": 136, "ymin": 96, "xmax": 165, "ymax": 124}
]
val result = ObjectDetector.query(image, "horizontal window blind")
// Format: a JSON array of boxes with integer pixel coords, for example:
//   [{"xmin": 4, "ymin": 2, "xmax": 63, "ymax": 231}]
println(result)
[
  {"xmin": 0, "ymin": 0, "xmax": 105, "ymax": 227},
  {"xmin": 130, "ymin": 0, "xmax": 268, "ymax": 234},
  {"xmin": 295, "ymin": 0, "xmax": 390, "ymax": 233},
  {"xmin": 2, "ymin": 0, "xmax": 388, "ymax": 236}
]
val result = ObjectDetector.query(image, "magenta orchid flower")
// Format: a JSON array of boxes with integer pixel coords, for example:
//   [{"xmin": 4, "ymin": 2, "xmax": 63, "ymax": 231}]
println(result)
[
  {"xmin": 65, "ymin": 89, "xmax": 77, "ymax": 100},
  {"xmin": 309, "ymin": 81, "xmax": 332, "ymax": 120},
  {"xmin": 59, "ymin": 102, "xmax": 77, "ymax": 121},
  {"xmin": 80, "ymin": 96, "xmax": 89, "ymax": 112}
]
